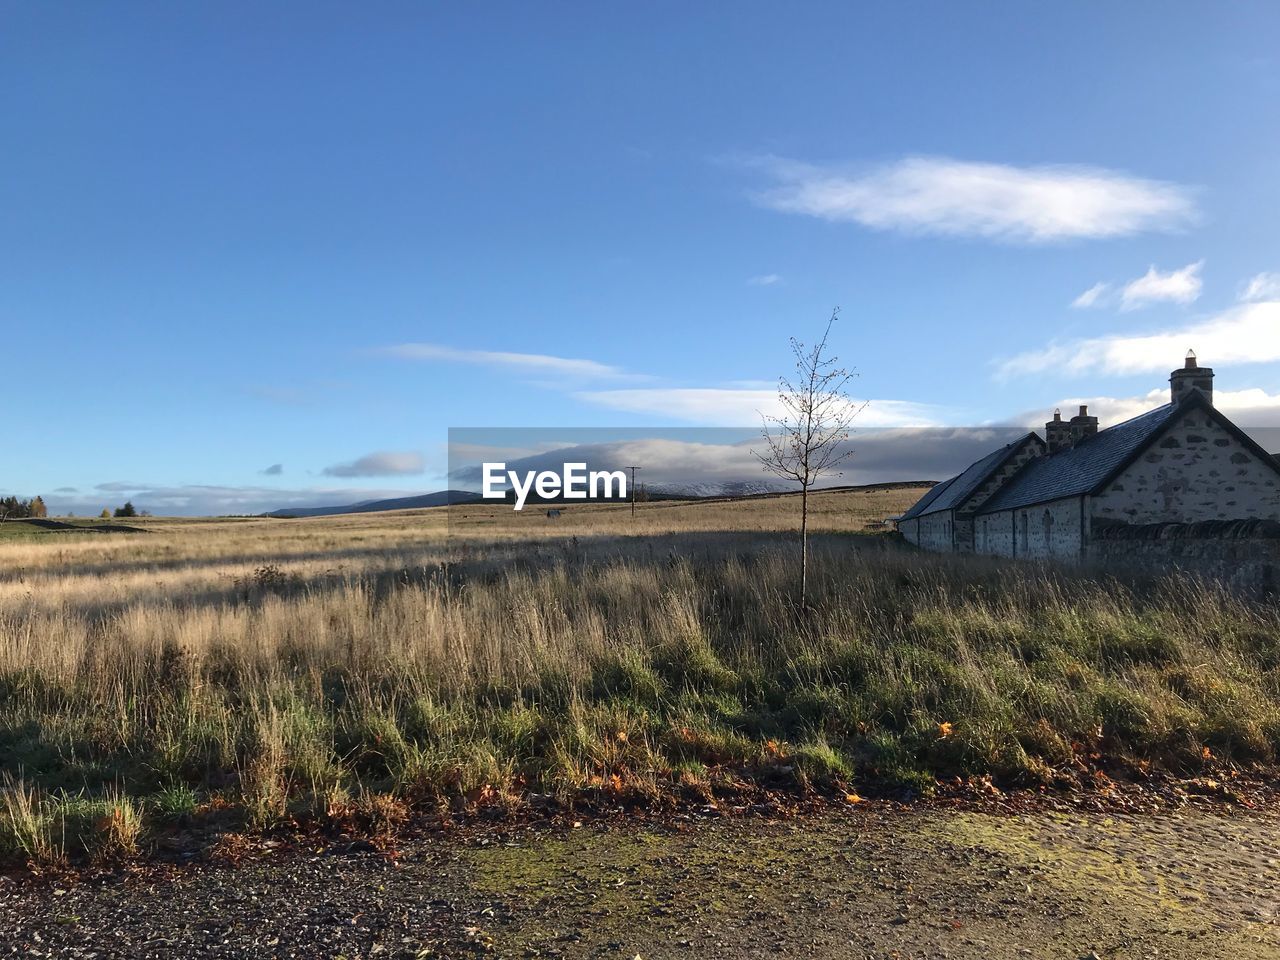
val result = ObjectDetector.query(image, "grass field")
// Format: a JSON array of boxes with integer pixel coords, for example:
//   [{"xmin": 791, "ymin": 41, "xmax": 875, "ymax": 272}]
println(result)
[{"xmin": 3, "ymin": 485, "xmax": 1280, "ymax": 865}]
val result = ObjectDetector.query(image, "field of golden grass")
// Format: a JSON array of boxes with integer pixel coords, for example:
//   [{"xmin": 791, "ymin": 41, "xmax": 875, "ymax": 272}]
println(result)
[{"xmin": 3, "ymin": 484, "xmax": 1279, "ymax": 865}]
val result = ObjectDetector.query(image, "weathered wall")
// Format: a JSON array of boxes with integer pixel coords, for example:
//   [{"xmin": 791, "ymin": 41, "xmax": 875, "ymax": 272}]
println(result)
[
  {"xmin": 901, "ymin": 511, "xmax": 954, "ymax": 551},
  {"xmin": 975, "ymin": 512, "xmax": 1013, "ymax": 557},
  {"xmin": 1088, "ymin": 520, "xmax": 1280, "ymax": 596},
  {"xmin": 976, "ymin": 497, "xmax": 1084, "ymax": 560},
  {"xmin": 1092, "ymin": 409, "xmax": 1280, "ymax": 524}
]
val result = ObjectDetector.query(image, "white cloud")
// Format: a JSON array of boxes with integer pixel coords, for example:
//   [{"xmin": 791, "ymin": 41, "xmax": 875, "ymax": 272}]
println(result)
[
  {"xmin": 1119, "ymin": 260, "xmax": 1203, "ymax": 310},
  {"xmin": 1241, "ymin": 272, "xmax": 1280, "ymax": 302},
  {"xmin": 748, "ymin": 155, "xmax": 1197, "ymax": 242},
  {"xmin": 323, "ymin": 451, "xmax": 425, "ymax": 478},
  {"xmin": 379, "ymin": 343, "xmax": 636, "ymax": 381},
  {"xmin": 1214, "ymin": 388, "xmax": 1280, "ymax": 426},
  {"xmin": 997, "ymin": 301, "xmax": 1280, "ymax": 379},
  {"xmin": 1019, "ymin": 389, "xmax": 1168, "ymax": 428},
  {"xmin": 1072, "ymin": 282, "xmax": 1111, "ymax": 309},
  {"xmin": 576, "ymin": 387, "xmax": 944, "ymax": 427},
  {"xmin": 1021, "ymin": 387, "xmax": 1280, "ymax": 433},
  {"xmin": 747, "ymin": 273, "xmax": 781, "ymax": 286}
]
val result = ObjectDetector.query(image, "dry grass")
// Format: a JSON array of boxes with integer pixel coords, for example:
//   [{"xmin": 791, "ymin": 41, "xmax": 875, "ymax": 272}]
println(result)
[{"xmin": 3, "ymin": 484, "xmax": 1280, "ymax": 863}]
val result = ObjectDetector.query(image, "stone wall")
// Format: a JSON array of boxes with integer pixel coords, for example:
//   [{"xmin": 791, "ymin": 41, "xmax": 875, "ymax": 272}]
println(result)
[
  {"xmin": 899, "ymin": 511, "xmax": 954, "ymax": 551},
  {"xmin": 1092, "ymin": 408, "xmax": 1280, "ymax": 524},
  {"xmin": 1087, "ymin": 519, "xmax": 1280, "ymax": 596},
  {"xmin": 975, "ymin": 511, "xmax": 1014, "ymax": 557},
  {"xmin": 976, "ymin": 496, "xmax": 1084, "ymax": 560}
]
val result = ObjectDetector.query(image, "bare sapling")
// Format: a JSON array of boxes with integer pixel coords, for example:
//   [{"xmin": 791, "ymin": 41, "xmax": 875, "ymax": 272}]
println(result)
[{"xmin": 755, "ymin": 309, "xmax": 866, "ymax": 606}]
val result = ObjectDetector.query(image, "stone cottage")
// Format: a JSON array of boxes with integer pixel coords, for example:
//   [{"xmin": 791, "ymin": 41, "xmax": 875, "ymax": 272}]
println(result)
[{"xmin": 896, "ymin": 354, "xmax": 1280, "ymax": 582}]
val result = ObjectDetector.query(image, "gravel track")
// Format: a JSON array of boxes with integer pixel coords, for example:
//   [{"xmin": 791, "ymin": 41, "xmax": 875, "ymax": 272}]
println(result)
[{"xmin": 2, "ymin": 808, "xmax": 1277, "ymax": 959}]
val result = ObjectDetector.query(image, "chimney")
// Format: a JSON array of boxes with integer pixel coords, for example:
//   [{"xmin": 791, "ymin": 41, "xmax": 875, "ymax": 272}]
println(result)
[
  {"xmin": 1069, "ymin": 404, "xmax": 1098, "ymax": 443},
  {"xmin": 1045, "ymin": 408, "xmax": 1073, "ymax": 453},
  {"xmin": 1170, "ymin": 349, "xmax": 1213, "ymax": 405}
]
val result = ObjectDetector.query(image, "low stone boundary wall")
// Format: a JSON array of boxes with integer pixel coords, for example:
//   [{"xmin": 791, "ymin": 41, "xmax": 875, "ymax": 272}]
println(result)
[{"xmin": 1088, "ymin": 519, "xmax": 1280, "ymax": 596}]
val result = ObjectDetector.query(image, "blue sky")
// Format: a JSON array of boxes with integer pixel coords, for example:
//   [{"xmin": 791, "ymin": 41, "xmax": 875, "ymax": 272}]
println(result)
[{"xmin": 3, "ymin": 3, "xmax": 1279, "ymax": 514}]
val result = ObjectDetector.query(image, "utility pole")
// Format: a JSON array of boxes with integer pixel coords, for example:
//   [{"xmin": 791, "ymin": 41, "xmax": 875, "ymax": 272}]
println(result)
[{"xmin": 625, "ymin": 466, "xmax": 641, "ymax": 519}]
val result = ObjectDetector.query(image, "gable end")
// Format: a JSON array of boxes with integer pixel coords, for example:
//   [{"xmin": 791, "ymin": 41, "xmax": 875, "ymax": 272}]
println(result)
[{"xmin": 1088, "ymin": 392, "xmax": 1280, "ymax": 496}]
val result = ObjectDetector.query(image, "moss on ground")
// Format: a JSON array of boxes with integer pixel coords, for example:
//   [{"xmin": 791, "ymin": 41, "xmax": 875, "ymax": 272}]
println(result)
[{"xmin": 460, "ymin": 810, "xmax": 1280, "ymax": 959}]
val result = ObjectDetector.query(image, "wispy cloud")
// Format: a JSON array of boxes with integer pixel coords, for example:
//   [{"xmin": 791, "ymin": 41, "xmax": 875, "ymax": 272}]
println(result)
[
  {"xmin": 747, "ymin": 273, "xmax": 781, "ymax": 286},
  {"xmin": 997, "ymin": 301, "xmax": 1280, "ymax": 378},
  {"xmin": 576, "ymin": 387, "xmax": 944, "ymax": 427},
  {"xmin": 1071, "ymin": 281, "xmax": 1111, "ymax": 309},
  {"xmin": 1071, "ymin": 261, "xmax": 1204, "ymax": 310},
  {"xmin": 1119, "ymin": 260, "xmax": 1203, "ymax": 310},
  {"xmin": 1241, "ymin": 272, "xmax": 1280, "ymax": 302},
  {"xmin": 322, "ymin": 451, "xmax": 425, "ymax": 478},
  {"xmin": 379, "ymin": 343, "xmax": 637, "ymax": 381},
  {"xmin": 747, "ymin": 155, "xmax": 1197, "ymax": 242},
  {"xmin": 260, "ymin": 463, "xmax": 284, "ymax": 476}
]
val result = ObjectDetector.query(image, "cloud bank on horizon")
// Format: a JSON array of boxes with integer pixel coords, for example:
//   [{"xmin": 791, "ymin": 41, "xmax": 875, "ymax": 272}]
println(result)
[
  {"xmin": 323, "ymin": 451, "xmax": 426, "ymax": 478},
  {"xmin": 46, "ymin": 482, "xmax": 434, "ymax": 518},
  {"xmin": 446, "ymin": 428, "xmax": 1038, "ymax": 494}
]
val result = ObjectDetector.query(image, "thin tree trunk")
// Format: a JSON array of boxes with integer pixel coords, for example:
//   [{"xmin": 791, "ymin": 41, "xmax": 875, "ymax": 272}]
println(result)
[{"xmin": 800, "ymin": 482, "xmax": 809, "ymax": 607}]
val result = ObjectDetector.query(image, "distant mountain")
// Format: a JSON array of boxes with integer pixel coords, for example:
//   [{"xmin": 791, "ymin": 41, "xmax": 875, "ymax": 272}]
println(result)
[
  {"xmin": 265, "ymin": 479, "xmax": 934, "ymax": 518},
  {"xmin": 264, "ymin": 490, "xmax": 481, "ymax": 518},
  {"xmin": 644, "ymin": 480, "xmax": 795, "ymax": 499}
]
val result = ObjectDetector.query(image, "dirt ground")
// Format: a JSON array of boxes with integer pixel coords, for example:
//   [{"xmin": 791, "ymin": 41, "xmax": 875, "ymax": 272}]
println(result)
[{"xmin": 2, "ymin": 807, "xmax": 1277, "ymax": 959}]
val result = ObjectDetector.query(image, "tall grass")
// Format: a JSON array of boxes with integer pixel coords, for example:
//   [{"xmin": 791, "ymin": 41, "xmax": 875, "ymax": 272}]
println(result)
[{"xmin": 2, "ymin": 494, "xmax": 1278, "ymax": 862}]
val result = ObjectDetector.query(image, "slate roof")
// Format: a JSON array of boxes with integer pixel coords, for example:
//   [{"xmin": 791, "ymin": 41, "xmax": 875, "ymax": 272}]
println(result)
[
  {"xmin": 977, "ymin": 401, "xmax": 1183, "ymax": 514},
  {"xmin": 896, "ymin": 475, "xmax": 956, "ymax": 522},
  {"xmin": 898, "ymin": 434, "xmax": 1039, "ymax": 521}
]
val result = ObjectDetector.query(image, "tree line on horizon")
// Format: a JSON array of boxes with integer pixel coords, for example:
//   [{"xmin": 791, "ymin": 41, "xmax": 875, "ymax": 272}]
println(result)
[
  {"xmin": 0, "ymin": 495, "xmax": 48, "ymax": 520},
  {"xmin": 1, "ymin": 496, "xmax": 144, "ymax": 521}
]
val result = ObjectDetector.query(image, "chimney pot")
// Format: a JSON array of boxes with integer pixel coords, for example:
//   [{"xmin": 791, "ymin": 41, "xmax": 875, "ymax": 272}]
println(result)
[
  {"xmin": 1069, "ymin": 404, "xmax": 1099, "ymax": 442},
  {"xmin": 1171, "ymin": 351, "xmax": 1213, "ymax": 405},
  {"xmin": 1045, "ymin": 408, "xmax": 1074, "ymax": 452}
]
